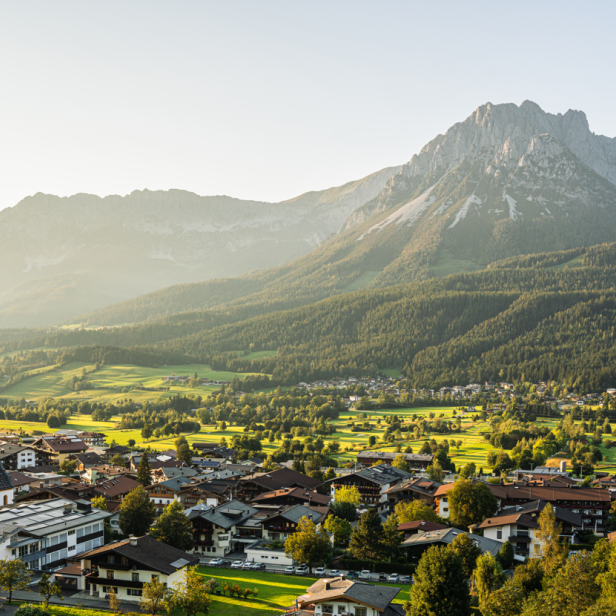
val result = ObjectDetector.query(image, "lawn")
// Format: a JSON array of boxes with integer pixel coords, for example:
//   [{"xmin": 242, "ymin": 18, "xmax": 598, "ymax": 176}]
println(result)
[{"xmin": 196, "ymin": 567, "xmax": 409, "ymax": 616}]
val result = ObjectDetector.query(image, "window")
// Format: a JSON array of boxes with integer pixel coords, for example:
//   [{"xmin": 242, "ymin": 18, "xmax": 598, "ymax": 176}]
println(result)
[
  {"xmin": 60, "ymin": 533, "xmax": 67, "ymax": 543},
  {"xmin": 103, "ymin": 587, "xmax": 118, "ymax": 594},
  {"xmin": 51, "ymin": 536, "xmax": 59, "ymax": 546},
  {"xmin": 29, "ymin": 543, "xmax": 38, "ymax": 554},
  {"xmin": 68, "ymin": 530, "xmax": 75, "ymax": 536},
  {"xmin": 68, "ymin": 546, "xmax": 75, "ymax": 551},
  {"xmin": 496, "ymin": 530, "xmax": 502, "ymax": 540},
  {"xmin": 108, "ymin": 555, "xmax": 115, "ymax": 564},
  {"xmin": 132, "ymin": 572, "xmax": 139, "ymax": 582},
  {"xmin": 19, "ymin": 546, "xmax": 28, "ymax": 558},
  {"xmin": 77, "ymin": 528, "xmax": 84, "ymax": 538},
  {"xmin": 355, "ymin": 609, "xmax": 367, "ymax": 616},
  {"xmin": 151, "ymin": 575, "xmax": 159, "ymax": 582},
  {"xmin": 107, "ymin": 571, "xmax": 115, "ymax": 579},
  {"xmin": 128, "ymin": 589, "xmax": 143, "ymax": 597},
  {"xmin": 322, "ymin": 606, "xmax": 334, "ymax": 614}
]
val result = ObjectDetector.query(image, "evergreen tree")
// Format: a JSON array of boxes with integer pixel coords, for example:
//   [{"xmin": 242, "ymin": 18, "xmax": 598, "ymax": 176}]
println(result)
[
  {"xmin": 349, "ymin": 508, "xmax": 385, "ymax": 561},
  {"xmin": 450, "ymin": 533, "xmax": 481, "ymax": 579},
  {"xmin": 137, "ymin": 454, "xmax": 153, "ymax": 487},
  {"xmin": 119, "ymin": 486, "xmax": 156, "ymax": 537}
]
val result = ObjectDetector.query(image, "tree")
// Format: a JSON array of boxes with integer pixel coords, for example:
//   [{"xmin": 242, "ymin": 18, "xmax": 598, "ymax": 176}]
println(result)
[
  {"xmin": 535, "ymin": 503, "xmax": 568, "ymax": 576},
  {"xmin": 0, "ymin": 557, "xmax": 32, "ymax": 603},
  {"xmin": 91, "ymin": 496, "xmax": 108, "ymax": 511},
  {"xmin": 330, "ymin": 500, "xmax": 357, "ymax": 522},
  {"xmin": 140, "ymin": 578, "xmax": 173, "ymax": 616},
  {"xmin": 171, "ymin": 566, "xmax": 212, "ymax": 616},
  {"xmin": 407, "ymin": 545, "xmax": 470, "ymax": 616},
  {"xmin": 349, "ymin": 508, "xmax": 385, "ymax": 561},
  {"xmin": 108, "ymin": 587, "xmax": 120, "ymax": 613},
  {"xmin": 480, "ymin": 580, "xmax": 525, "ymax": 616},
  {"xmin": 141, "ymin": 423, "xmax": 154, "ymax": 441},
  {"xmin": 151, "ymin": 500, "xmax": 194, "ymax": 551},
  {"xmin": 499, "ymin": 541, "xmax": 514, "ymax": 570},
  {"xmin": 472, "ymin": 552, "xmax": 505, "ymax": 611},
  {"xmin": 285, "ymin": 516, "xmax": 332, "ymax": 573},
  {"xmin": 395, "ymin": 500, "xmax": 442, "ymax": 524},
  {"xmin": 324, "ymin": 516, "xmax": 352, "ymax": 544},
  {"xmin": 110, "ymin": 454, "xmax": 126, "ymax": 466},
  {"xmin": 324, "ymin": 467, "xmax": 337, "ymax": 481},
  {"xmin": 60, "ymin": 459, "xmax": 77, "ymax": 474},
  {"xmin": 392, "ymin": 455, "xmax": 411, "ymax": 472},
  {"xmin": 119, "ymin": 486, "xmax": 156, "ymax": 537},
  {"xmin": 137, "ymin": 454, "xmax": 153, "ymax": 487},
  {"xmin": 128, "ymin": 439, "xmax": 136, "ymax": 448},
  {"xmin": 449, "ymin": 479, "xmax": 498, "ymax": 529},
  {"xmin": 335, "ymin": 485, "xmax": 361, "ymax": 506},
  {"xmin": 382, "ymin": 514, "xmax": 402, "ymax": 562},
  {"xmin": 177, "ymin": 443, "xmax": 193, "ymax": 466},
  {"xmin": 39, "ymin": 572, "xmax": 62, "ymax": 608},
  {"xmin": 450, "ymin": 533, "xmax": 481, "ymax": 579},
  {"xmin": 426, "ymin": 461, "xmax": 444, "ymax": 482},
  {"xmin": 459, "ymin": 462, "xmax": 476, "ymax": 479}
]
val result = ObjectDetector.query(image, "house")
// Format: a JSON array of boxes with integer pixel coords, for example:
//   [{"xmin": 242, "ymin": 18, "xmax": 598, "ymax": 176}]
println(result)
[
  {"xmin": 400, "ymin": 528, "xmax": 503, "ymax": 561},
  {"xmin": 102, "ymin": 445, "xmax": 131, "ymax": 461},
  {"xmin": 473, "ymin": 500, "xmax": 583, "ymax": 560},
  {"xmin": 0, "ymin": 498, "xmax": 110, "ymax": 570},
  {"xmin": 8, "ymin": 471, "xmax": 38, "ymax": 493},
  {"xmin": 327, "ymin": 465, "xmax": 414, "ymax": 506},
  {"xmin": 294, "ymin": 577, "xmax": 403, "ymax": 616},
  {"xmin": 237, "ymin": 468, "xmax": 323, "ymax": 502},
  {"xmin": 152, "ymin": 466, "xmax": 199, "ymax": 483},
  {"xmin": 91, "ymin": 476, "xmax": 141, "ymax": 503},
  {"xmin": 261, "ymin": 504, "xmax": 330, "ymax": 541},
  {"xmin": 397, "ymin": 520, "xmax": 449, "ymax": 540},
  {"xmin": 70, "ymin": 453, "xmax": 105, "ymax": 471},
  {"xmin": 79, "ymin": 535, "xmax": 199, "ymax": 601},
  {"xmin": 0, "ymin": 462, "xmax": 14, "ymax": 507},
  {"xmin": 79, "ymin": 432, "xmax": 107, "ymax": 447},
  {"xmin": 192, "ymin": 443, "xmax": 236, "ymax": 459},
  {"xmin": 15, "ymin": 484, "xmax": 98, "ymax": 504},
  {"xmin": 356, "ymin": 450, "xmax": 433, "ymax": 471},
  {"xmin": 0, "ymin": 444, "xmax": 39, "ymax": 470},
  {"xmin": 145, "ymin": 476, "xmax": 193, "ymax": 512},
  {"xmin": 433, "ymin": 483, "xmax": 455, "ymax": 518},
  {"xmin": 32, "ymin": 436, "xmax": 88, "ymax": 463},
  {"xmin": 82, "ymin": 464, "xmax": 130, "ymax": 483},
  {"xmin": 251, "ymin": 487, "xmax": 331, "ymax": 508},
  {"xmin": 381, "ymin": 477, "xmax": 441, "ymax": 514},
  {"xmin": 186, "ymin": 500, "xmax": 259, "ymax": 557},
  {"xmin": 177, "ymin": 480, "xmax": 233, "ymax": 508}
]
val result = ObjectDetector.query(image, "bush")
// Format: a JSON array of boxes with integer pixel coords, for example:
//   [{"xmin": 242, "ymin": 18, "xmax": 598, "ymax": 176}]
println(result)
[{"xmin": 15, "ymin": 607, "xmax": 50, "ymax": 616}]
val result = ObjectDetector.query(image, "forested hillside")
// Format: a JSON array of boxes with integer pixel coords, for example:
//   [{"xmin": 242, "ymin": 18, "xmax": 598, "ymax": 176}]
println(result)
[{"xmin": 4, "ymin": 243, "xmax": 616, "ymax": 392}]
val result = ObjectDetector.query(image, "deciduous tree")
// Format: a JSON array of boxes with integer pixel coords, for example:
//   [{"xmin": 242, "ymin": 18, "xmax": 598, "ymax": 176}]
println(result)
[
  {"xmin": 285, "ymin": 516, "xmax": 332, "ymax": 573},
  {"xmin": 0, "ymin": 558, "xmax": 32, "ymax": 603},
  {"xmin": 119, "ymin": 486, "xmax": 156, "ymax": 537},
  {"xmin": 151, "ymin": 500, "xmax": 194, "ymax": 551},
  {"xmin": 449, "ymin": 479, "xmax": 498, "ymax": 530}
]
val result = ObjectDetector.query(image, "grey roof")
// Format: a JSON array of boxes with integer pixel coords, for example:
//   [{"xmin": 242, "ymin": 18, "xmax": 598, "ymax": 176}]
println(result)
[
  {"xmin": 305, "ymin": 578, "xmax": 400, "ymax": 611},
  {"xmin": 157, "ymin": 476, "xmax": 193, "ymax": 492},
  {"xmin": 495, "ymin": 500, "xmax": 582, "ymax": 527},
  {"xmin": 0, "ymin": 461, "xmax": 13, "ymax": 491},
  {"xmin": 401, "ymin": 528, "xmax": 502, "ymax": 555},
  {"xmin": 357, "ymin": 450, "xmax": 434, "ymax": 463},
  {"xmin": 265, "ymin": 504, "xmax": 328, "ymax": 524},
  {"xmin": 337, "ymin": 464, "xmax": 414, "ymax": 486},
  {"xmin": 0, "ymin": 444, "xmax": 33, "ymax": 459},
  {"xmin": 157, "ymin": 467, "xmax": 198, "ymax": 479},
  {"xmin": 193, "ymin": 499, "xmax": 258, "ymax": 529},
  {"xmin": 0, "ymin": 498, "xmax": 111, "ymax": 537}
]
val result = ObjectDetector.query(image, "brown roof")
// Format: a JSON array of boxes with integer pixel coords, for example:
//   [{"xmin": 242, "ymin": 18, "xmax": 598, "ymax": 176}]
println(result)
[
  {"xmin": 251, "ymin": 487, "xmax": 331, "ymax": 505},
  {"xmin": 243, "ymin": 468, "xmax": 323, "ymax": 491},
  {"xmin": 93, "ymin": 475, "xmax": 141, "ymax": 498},
  {"xmin": 303, "ymin": 577, "xmax": 400, "ymax": 611},
  {"xmin": 434, "ymin": 483, "xmax": 455, "ymax": 497},
  {"xmin": 8, "ymin": 471, "xmax": 37, "ymax": 487},
  {"xmin": 493, "ymin": 484, "xmax": 611, "ymax": 503},
  {"xmin": 36, "ymin": 438, "xmax": 88, "ymax": 453},
  {"xmin": 56, "ymin": 563, "xmax": 82, "ymax": 576},
  {"xmin": 397, "ymin": 520, "xmax": 448, "ymax": 532}
]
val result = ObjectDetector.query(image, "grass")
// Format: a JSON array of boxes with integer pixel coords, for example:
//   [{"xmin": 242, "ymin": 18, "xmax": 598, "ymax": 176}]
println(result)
[{"xmin": 195, "ymin": 567, "xmax": 409, "ymax": 615}]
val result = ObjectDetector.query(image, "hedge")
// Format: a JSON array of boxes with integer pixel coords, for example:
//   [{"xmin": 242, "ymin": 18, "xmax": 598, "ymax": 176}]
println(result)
[{"xmin": 338, "ymin": 559, "xmax": 415, "ymax": 575}]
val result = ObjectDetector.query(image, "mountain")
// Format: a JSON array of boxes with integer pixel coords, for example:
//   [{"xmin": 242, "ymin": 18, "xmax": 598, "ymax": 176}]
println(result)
[
  {"xmin": 0, "ymin": 165, "xmax": 400, "ymax": 328},
  {"xmin": 68, "ymin": 100, "xmax": 616, "ymax": 327}
]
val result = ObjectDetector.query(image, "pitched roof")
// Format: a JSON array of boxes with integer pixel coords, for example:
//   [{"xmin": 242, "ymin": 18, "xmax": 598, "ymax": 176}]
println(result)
[
  {"xmin": 493, "ymin": 483, "xmax": 611, "ymax": 503},
  {"xmin": 265, "ymin": 504, "xmax": 329, "ymax": 525},
  {"xmin": 397, "ymin": 520, "xmax": 448, "ymax": 532},
  {"xmin": 35, "ymin": 437, "xmax": 88, "ymax": 453},
  {"xmin": 385, "ymin": 477, "xmax": 441, "ymax": 495},
  {"xmin": 93, "ymin": 476, "xmax": 141, "ymax": 498},
  {"xmin": 357, "ymin": 450, "xmax": 434, "ymax": 463},
  {"xmin": 79, "ymin": 535, "xmax": 199, "ymax": 574},
  {"xmin": 303, "ymin": 577, "xmax": 400, "ymax": 611},
  {"xmin": 401, "ymin": 528, "xmax": 503, "ymax": 555},
  {"xmin": 342, "ymin": 464, "xmax": 414, "ymax": 486},
  {"xmin": 476, "ymin": 500, "xmax": 582, "ymax": 530},
  {"xmin": 8, "ymin": 471, "xmax": 37, "ymax": 488},
  {"xmin": 0, "ymin": 444, "xmax": 33, "ymax": 459},
  {"xmin": 244, "ymin": 468, "xmax": 323, "ymax": 491},
  {"xmin": 192, "ymin": 500, "xmax": 258, "ymax": 529},
  {"xmin": 0, "ymin": 461, "xmax": 13, "ymax": 491},
  {"xmin": 251, "ymin": 487, "xmax": 331, "ymax": 506}
]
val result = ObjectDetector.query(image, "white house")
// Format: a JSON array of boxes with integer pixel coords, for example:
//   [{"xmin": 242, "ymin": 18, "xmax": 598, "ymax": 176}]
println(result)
[
  {"xmin": 0, "ymin": 462, "xmax": 14, "ymax": 507},
  {"xmin": 296, "ymin": 577, "xmax": 403, "ymax": 616},
  {"xmin": 78, "ymin": 535, "xmax": 199, "ymax": 602}
]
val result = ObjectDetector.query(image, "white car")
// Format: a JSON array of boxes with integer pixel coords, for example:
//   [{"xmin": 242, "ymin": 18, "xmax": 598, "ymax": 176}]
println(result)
[
  {"xmin": 315, "ymin": 567, "xmax": 326, "ymax": 576},
  {"xmin": 284, "ymin": 566, "xmax": 295, "ymax": 574},
  {"xmin": 296, "ymin": 565, "xmax": 309, "ymax": 575},
  {"xmin": 388, "ymin": 573, "xmax": 399, "ymax": 583},
  {"xmin": 231, "ymin": 561, "xmax": 244, "ymax": 569},
  {"xmin": 359, "ymin": 570, "xmax": 371, "ymax": 579},
  {"xmin": 208, "ymin": 558, "xmax": 223, "ymax": 567},
  {"xmin": 329, "ymin": 569, "xmax": 341, "ymax": 576},
  {"xmin": 242, "ymin": 561, "xmax": 254, "ymax": 569}
]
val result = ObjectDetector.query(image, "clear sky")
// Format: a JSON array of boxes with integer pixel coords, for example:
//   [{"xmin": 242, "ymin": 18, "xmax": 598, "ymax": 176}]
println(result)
[{"xmin": 0, "ymin": 0, "xmax": 615, "ymax": 210}]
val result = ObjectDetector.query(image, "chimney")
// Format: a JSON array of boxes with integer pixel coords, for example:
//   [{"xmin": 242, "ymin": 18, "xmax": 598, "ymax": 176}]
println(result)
[
  {"xmin": 129, "ymin": 535, "xmax": 138, "ymax": 546},
  {"xmin": 560, "ymin": 461, "xmax": 567, "ymax": 473}
]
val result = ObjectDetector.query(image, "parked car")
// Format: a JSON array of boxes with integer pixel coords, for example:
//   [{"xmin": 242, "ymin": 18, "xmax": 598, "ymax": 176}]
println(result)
[
  {"xmin": 400, "ymin": 575, "xmax": 412, "ymax": 584},
  {"xmin": 208, "ymin": 558, "xmax": 223, "ymax": 567},
  {"xmin": 359, "ymin": 570, "xmax": 371, "ymax": 580},
  {"xmin": 388, "ymin": 573, "xmax": 399, "ymax": 583},
  {"xmin": 315, "ymin": 567, "xmax": 326, "ymax": 576},
  {"xmin": 296, "ymin": 565, "xmax": 309, "ymax": 575},
  {"xmin": 329, "ymin": 569, "xmax": 341, "ymax": 577},
  {"xmin": 231, "ymin": 561, "xmax": 244, "ymax": 569},
  {"xmin": 378, "ymin": 573, "xmax": 388, "ymax": 582},
  {"xmin": 251, "ymin": 563, "xmax": 266, "ymax": 571},
  {"xmin": 221, "ymin": 560, "xmax": 231, "ymax": 566},
  {"xmin": 346, "ymin": 571, "xmax": 359, "ymax": 580},
  {"xmin": 242, "ymin": 562, "xmax": 254, "ymax": 569},
  {"xmin": 284, "ymin": 566, "xmax": 296, "ymax": 574}
]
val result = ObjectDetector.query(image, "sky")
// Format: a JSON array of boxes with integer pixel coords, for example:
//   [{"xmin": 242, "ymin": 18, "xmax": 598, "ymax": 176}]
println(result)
[{"xmin": 0, "ymin": 1, "xmax": 615, "ymax": 210}]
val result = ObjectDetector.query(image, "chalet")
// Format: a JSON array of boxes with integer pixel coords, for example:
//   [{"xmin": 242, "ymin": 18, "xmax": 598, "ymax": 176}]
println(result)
[
  {"xmin": 473, "ymin": 500, "xmax": 583, "ymax": 561},
  {"xmin": 79, "ymin": 432, "xmax": 106, "ymax": 447},
  {"xmin": 15, "ymin": 483, "xmax": 98, "ymax": 503},
  {"xmin": 186, "ymin": 500, "xmax": 259, "ymax": 557},
  {"xmin": 82, "ymin": 464, "xmax": 129, "ymax": 483},
  {"xmin": 92, "ymin": 476, "xmax": 141, "ymax": 503},
  {"xmin": 32, "ymin": 436, "xmax": 88, "ymax": 463},
  {"xmin": 251, "ymin": 487, "xmax": 331, "ymax": 508},
  {"xmin": 328, "ymin": 464, "xmax": 413, "ymax": 506},
  {"xmin": 294, "ymin": 577, "xmax": 403, "ymax": 616},
  {"xmin": 70, "ymin": 452, "xmax": 104, "ymax": 471},
  {"xmin": 0, "ymin": 444, "xmax": 39, "ymax": 470},
  {"xmin": 79, "ymin": 535, "xmax": 198, "ymax": 601},
  {"xmin": 102, "ymin": 445, "xmax": 131, "ymax": 461},
  {"xmin": 0, "ymin": 463, "xmax": 13, "ymax": 507},
  {"xmin": 356, "ymin": 451, "xmax": 433, "ymax": 471},
  {"xmin": 152, "ymin": 466, "xmax": 199, "ymax": 483},
  {"xmin": 8, "ymin": 471, "xmax": 38, "ymax": 493},
  {"xmin": 237, "ymin": 468, "xmax": 323, "ymax": 502},
  {"xmin": 177, "ymin": 480, "xmax": 231, "ymax": 508},
  {"xmin": 381, "ymin": 477, "xmax": 441, "ymax": 513},
  {"xmin": 401, "ymin": 528, "xmax": 502, "ymax": 561},
  {"xmin": 261, "ymin": 504, "xmax": 329, "ymax": 541},
  {"xmin": 145, "ymin": 476, "xmax": 193, "ymax": 512},
  {"xmin": 192, "ymin": 443, "xmax": 236, "ymax": 459}
]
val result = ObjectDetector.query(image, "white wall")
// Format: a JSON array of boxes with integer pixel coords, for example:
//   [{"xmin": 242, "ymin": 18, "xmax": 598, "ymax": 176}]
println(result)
[{"xmin": 245, "ymin": 548, "xmax": 292, "ymax": 566}]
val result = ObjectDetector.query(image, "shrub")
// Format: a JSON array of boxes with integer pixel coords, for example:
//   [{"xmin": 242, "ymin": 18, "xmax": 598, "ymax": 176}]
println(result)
[{"xmin": 15, "ymin": 607, "xmax": 50, "ymax": 616}]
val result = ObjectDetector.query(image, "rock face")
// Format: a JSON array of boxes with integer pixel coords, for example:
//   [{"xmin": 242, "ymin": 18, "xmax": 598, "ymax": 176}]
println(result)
[{"xmin": 0, "ymin": 166, "xmax": 400, "ymax": 327}]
